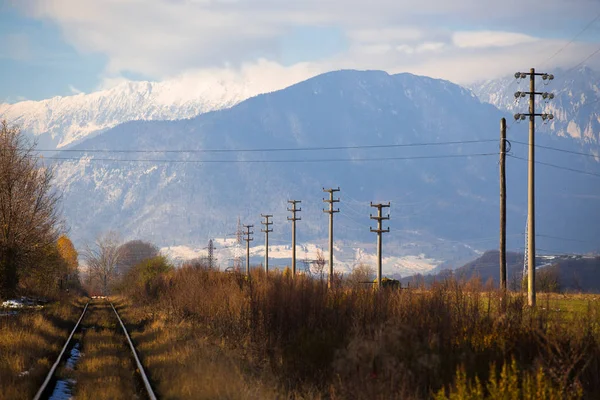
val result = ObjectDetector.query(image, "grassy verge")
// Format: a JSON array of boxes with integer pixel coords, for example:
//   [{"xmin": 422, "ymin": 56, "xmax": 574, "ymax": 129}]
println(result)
[
  {"xmin": 118, "ymin": 268, "xmax": 600, "ymax": 399},
  {"xmin": 0, "ymin": 297, "xmax": 85, "ymax": 400},
  {"xmin": 116, "ymin": 298, "xmax": 283, "ymax": 399}
]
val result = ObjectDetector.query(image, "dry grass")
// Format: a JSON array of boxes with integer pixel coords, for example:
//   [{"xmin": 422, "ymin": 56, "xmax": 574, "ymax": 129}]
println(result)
[
  {"xmin": 69, "ymin": 300, "xmax": 143, "ymax": 400},
  {"xmin": 0, "ymin": 298, "xmax": 85, "ymax": 400},
  {"xmin": 116, "ymin": 268, "xmax": 600, "ymax": 399},
  {"xmin": 115, "ymin": 298, "xmax": 286, "ymax": 400}
]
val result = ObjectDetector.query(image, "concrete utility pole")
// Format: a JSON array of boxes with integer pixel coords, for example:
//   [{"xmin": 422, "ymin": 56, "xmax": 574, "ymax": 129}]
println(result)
[
  {"xmin": 499, "ymin": 118, "xmax": 507, "ymax": 291},
  {"xmin": 287, "ymin": 200, "xmax": 301, "ymax": 277},
  {"xmin": 514, "ymin": 68, "xmax": 554, "ymax": 307},
  {"xmin": 370, "ymin": 202, "xmax": 390, "ymax": 289},
  {"xmin": 323, "ymin": 188, "xmax": 340, "ymax": 288},
  {"xmin": 243, "ymin": 225, "xmax": 254, "ymax": 276},
  {"xmin": 261, "ymin": 214, "xmax": 273, "ymax": 273}
]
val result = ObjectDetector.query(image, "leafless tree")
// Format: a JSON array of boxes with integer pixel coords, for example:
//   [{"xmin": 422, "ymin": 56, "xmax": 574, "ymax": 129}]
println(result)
[
  {"xmin": 346, "ymin": 263, "xmax": 376, "ymax": 289},
  {"xmin": 117, "ymin": 240, "xmax": 159, "ymax": 276},
  {"xmin": 83, "ymin": 231, "xmax": 123, "ymax": 295},
  {"xmin": 0, "ymin": 121, "xmax": 62, "ymax": 297},
  {"xmin": 311, "ymin": 249, "xmax": 326, "ymax": 281}
]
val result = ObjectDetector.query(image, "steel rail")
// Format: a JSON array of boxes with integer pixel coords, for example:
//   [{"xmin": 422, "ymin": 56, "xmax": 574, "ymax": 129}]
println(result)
[
  {"xmin": 33, "ymin": 302, "xmax": 89, "ymax": 400},
  {"xmin": 110, "ymin": 302, "xmax": 157, "ymax": 400}
]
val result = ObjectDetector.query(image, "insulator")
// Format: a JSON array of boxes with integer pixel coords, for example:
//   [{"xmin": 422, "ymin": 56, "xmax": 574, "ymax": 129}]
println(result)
[
  {"xmin": 549, "ymin": 74, "xmax": 554, "ymax": 80},
  {"xmin": 514, "ymin": 92, "xmax": 521, "ymax": 98},
  {"xmin": 520, "ymin": 73, "xmax": 527, "ymax": 79},
  {"xmin": 515, "ymin": 72, "xmax": 521, "ymax": 79},
  {"xmin": 521, "ymin": 115, "xmax": 526, "ymax": 120},
  {"xmin": 514, "ymin": 114, "xmax": 521, "ymax": 120},
  {"xmin": 549, "ymin": 93, "xmax": 554, "ymax": 99}
]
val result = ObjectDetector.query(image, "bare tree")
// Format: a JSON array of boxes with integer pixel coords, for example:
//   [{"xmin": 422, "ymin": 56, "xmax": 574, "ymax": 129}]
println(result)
[
  {"xmin": 0, "ymin": 121, "xmax": 62, "ymax": 297},
  {"xmin": 346, "ymin": 263, "xmax": 376, "ymax": 289},
  {"xmin": 83, "ymin": 231, "xmax": 123, "ymax": 295},
  {"xmin": 117, "ymin": 240, "xmax": 159, "ymax": 276},
  {"xmin": 311, "ymin": 249, "xmax": 326, "ymax": 281}
]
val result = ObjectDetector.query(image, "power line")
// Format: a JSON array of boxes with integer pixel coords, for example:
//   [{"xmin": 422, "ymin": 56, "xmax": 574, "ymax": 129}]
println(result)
[
  {"xmin": 40, "ymin": 139, "xmax": 497, "ymax": 154},
  {"xmin": 510, "ymin": 140, "xmax": 599, "ymax": 158},
  {"xmin": 540, "ymin": 12, "xmax": 600, "ymax": 67},
  {"xmin": 38, "ymin": 152, "xmax": 499, "ymax": 164},
  {"xmin": 563, "ymin": 44, "xmax": 600, "ymax": 76},
  {"xmin": 507, "ymin": 154, "xmax": 600, "ymax": 178}
]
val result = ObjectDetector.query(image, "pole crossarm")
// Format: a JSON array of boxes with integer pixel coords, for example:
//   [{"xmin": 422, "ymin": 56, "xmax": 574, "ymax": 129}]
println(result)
[
  {"xmin": 260, "ymin": 214, "xmax": 273, "ymax": 233},
  {"xmin": 243, "ymin": 225, "xmax": 254, "ymax": 241},
  {"xmin": 514, "ymin": 71, "xmax": 554, "ymax": 78}
]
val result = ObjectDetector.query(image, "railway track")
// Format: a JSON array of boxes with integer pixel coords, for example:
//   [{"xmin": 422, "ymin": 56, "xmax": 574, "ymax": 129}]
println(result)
[{"xmin": 33, "ymin": 298, "xmax": 156, "ymax": 400}]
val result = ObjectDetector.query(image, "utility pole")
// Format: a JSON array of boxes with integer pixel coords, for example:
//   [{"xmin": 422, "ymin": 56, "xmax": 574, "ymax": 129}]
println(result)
[
  {"xmin": 287, "ymin": 200, "xmax": 301, "ymax": 277},
  {"xmin": 323, "ymin": 187, "xmax": 340, "ymax": 288},
  {"xmin": 499, "ymin": 118, "xmax": 507, "ymax": 291},
  {"xmin": 261, "ymin": 214, "xmax": 273, "ymax": 273},
  {"xmin": 370, "ymin": 202, "xmax": 390, "ymax": 289},
  {"xmin": 514, "ymin": 68, "xmax": 554, "ymax": 307},
  {"xmin": 243, "ymin": 225, "xmax": 254, "ymax": 276}
]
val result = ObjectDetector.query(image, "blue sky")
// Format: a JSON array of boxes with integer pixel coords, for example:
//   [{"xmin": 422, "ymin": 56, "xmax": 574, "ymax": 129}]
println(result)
[{"xmin": 1, "ymin": 0, "xmax": 600, "ymax": 103}]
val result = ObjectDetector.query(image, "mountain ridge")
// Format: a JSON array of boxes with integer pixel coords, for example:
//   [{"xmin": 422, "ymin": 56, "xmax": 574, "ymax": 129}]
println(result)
[{"xmin": 48, "ymin": 69, "xmax": 600, "ymax": 277}]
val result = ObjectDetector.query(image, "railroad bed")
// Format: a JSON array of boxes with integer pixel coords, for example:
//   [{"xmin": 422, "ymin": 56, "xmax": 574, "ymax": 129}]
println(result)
[{"xmin": 34, "ymin": 299, "xmax": 156, "ymax": 400}]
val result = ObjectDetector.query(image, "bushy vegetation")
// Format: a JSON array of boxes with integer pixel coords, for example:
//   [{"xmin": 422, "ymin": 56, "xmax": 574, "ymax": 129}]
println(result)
[{"xmin": 119, "ymin": 266, "xmax": 600, "ymax": 399}]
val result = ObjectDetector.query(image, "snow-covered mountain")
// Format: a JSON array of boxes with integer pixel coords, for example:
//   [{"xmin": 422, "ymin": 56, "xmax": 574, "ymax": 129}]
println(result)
[
  {"xmin": 48, "ymin": 69, "xmax": 600, "ymax": 277},
  {"xmin": 0, "ymin": 78, "xmax": 262, "ymax": 149},
  {"xmin": 471, "ymin": 66, "xmax": 600, "ymax": 149}
]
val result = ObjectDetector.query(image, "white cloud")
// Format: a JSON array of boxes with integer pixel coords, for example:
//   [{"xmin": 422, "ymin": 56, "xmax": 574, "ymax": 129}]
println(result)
[
  {"xmin": 453, "ymin": 31, "xmax": 538, "ymax": 48},
  {"xmin": 68, "ymin": 84, "xmax": 83, "ymax": 94},
  {"xmin": 10, "ymin": 0, "xmax": 600, "ymax": 95},
  {"xmin": 348, "ymin": 27, "xmax": 423, "ymax": 44}
]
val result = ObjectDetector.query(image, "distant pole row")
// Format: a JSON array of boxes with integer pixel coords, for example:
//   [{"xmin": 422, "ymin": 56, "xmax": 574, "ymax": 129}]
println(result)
[{"xmin": 240, "ymin": 187, "xmax": 392, "ymax": 288}]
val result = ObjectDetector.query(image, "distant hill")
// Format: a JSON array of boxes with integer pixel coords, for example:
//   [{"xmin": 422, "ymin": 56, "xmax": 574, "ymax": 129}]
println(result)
[{"xmin": 403, "ymin": 250, "xmax": 600, "ymax": 293}]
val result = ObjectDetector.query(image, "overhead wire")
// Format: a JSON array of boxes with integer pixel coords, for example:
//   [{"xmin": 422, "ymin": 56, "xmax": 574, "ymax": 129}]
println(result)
[
  {"xmin": 540, "ymin": 11, "xmax": 600, "ymax": 67},
  {"xmin": 510, "ymin": 140, "xmax": 599, "ymax": 158},
  {"xmin": 40, "ymin": 139, "xmax": 497, "ymax": 154},
  {"xmin": 38, "ymin": 152, "xmax": 499, "ymax": 164},
  {"xmin": 507, "ymin": 153, "xmax": 600, "ymax": 178}
]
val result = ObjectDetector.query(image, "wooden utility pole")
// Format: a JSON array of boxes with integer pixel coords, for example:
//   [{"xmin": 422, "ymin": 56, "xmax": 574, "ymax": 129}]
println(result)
[
  {"xmin": 323, "ymin": 187, "xmax": 340, "ymax": 288},
  {"xmin": 243, "ymin": 224, "xmax": 254, "ymax": 276},
  {"xmin": 261, "ymin": 214, "xmax": 273, "ymax": 273},
  {"xmin": 514, "ymin": 68, "xmax": 554, "ymax": 306},
  {"xmin": 287, "ymin": 200, "xmax": 301, "ymax": 277},
  {"xmin": 500, "ymin": 118, "xmax": 507, "ymax": 291},
  {"xmin": 370, "ymin": 202, "xmax": 390, "ymax": 289}
]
